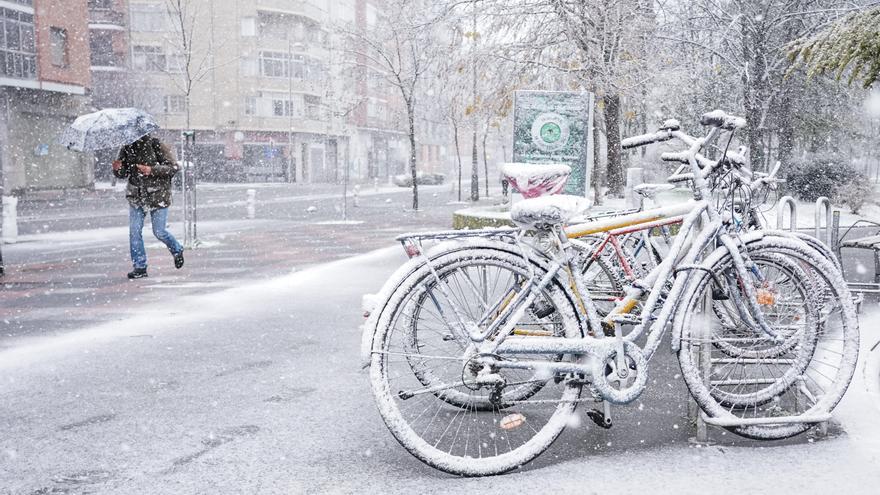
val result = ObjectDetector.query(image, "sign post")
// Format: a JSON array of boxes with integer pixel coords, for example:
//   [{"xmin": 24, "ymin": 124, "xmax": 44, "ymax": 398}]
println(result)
[{"xmin": 512, "ymin": 90, "xmax": 594, "ymax": 198}]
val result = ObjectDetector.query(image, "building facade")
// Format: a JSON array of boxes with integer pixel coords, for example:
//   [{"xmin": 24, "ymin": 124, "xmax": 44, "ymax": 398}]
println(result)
[
  {"xmin": 0, "ymin": 0, "xmax": 93, "ymax": 195},
  {"xmin": 125, "ymin": 0, "xmax": 349, "ymax": 182},
  {"xmin": 88, "ymin": 0, "xmax": 133, "ymax": 181},
  {"xmin": 124, "ymin": 0, "xmax": 452, "ymax": 184}
]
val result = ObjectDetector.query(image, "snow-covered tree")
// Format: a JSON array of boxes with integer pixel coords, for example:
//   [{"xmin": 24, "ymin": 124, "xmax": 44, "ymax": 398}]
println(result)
[{"xmin": 789, "ymin": 6, "xmax": 880, "ymax": 89}]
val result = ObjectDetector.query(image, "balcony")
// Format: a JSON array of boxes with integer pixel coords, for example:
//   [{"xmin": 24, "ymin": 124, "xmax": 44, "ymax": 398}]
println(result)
[
  {"xmin": 90, "ymin": 51, "xmax": 126, "ymax": 70},
  {"xmin": 88, "ymin": 7, "xmax": 125, "ymax": 28},
  {"xmin": 256, "ymin": 0, "xmax": 325, "ymax": 23}
]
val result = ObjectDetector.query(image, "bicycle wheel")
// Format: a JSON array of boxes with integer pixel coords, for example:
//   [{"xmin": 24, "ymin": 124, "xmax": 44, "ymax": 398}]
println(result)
[
  {"xmin": 370, "ymin": 246, "xmax": 584, "ymax": 476},
  {"xmin": 677, "ymin": 236, "xmax": 859, "ymax": 440},
  {"xmin": 402, "ymin": 253, "xmax": 569, "ymax": 410},
  {"xmin": 689, "ymin": 252, "xmax": 818, "ymax": 408},
  {"xmin": 579, "ymin": 251, "xmax": 624, "ymax": 316},
  {"xmin": 710, "ymin": 252, "xmax": 817, "ymax": 362}
]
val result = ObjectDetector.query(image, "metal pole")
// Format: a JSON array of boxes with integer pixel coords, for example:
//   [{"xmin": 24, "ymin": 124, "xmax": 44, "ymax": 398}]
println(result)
[
  {"xmin": 0, "ymin": 165, "xmax": 4, "ymax": 278},
  {"xmin": 180, "ymin": 131, "xmax": 188, "ymax": 247},
  {"xmin": 287, "ymin": 38, "xmax": 294, "ymax": 183},
  {"xmin": 191, "ymin": 131, "xmax": 198, "ymax": 244}
]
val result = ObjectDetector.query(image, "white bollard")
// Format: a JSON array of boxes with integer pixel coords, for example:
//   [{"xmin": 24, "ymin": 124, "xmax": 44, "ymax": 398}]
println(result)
[
  {"xmin": 373, "ymin": 177, "xmax": 379, "ymax": 193},
  {"xmin": 246, "ymin": 188, "xmax": 256, "ymax": 219},
  {"xmin": 353, "ymin": 184, "xmax": 360, "ymax": 207},
  {"xmin": 2, "ymin": 195, "xmax": 18, "ymax": 244}
]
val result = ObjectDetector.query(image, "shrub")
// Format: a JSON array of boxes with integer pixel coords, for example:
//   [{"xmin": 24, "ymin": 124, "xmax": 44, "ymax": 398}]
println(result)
[
  {"xmin": 785, "ymin": 158, "xmax": 864, "ymax": 202},
  {"xmin": 835, "ymin": 180, "xmax": 874, "ymax": 214}
]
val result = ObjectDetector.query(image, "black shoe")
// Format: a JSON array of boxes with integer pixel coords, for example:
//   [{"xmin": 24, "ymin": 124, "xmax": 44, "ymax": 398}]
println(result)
[
  {"xmin": 128, "ymin": 268, "xmax": 148, "ymax": 279},
  {"xmin": 173, "ymin": 250, "xmax": 184, "ymax": 269}
]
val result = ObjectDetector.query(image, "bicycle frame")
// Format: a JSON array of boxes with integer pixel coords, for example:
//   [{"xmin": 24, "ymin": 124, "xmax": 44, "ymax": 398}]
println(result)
[{"xmin": 458, "ymin": 129, "xmax": 785, "ymax": 395}]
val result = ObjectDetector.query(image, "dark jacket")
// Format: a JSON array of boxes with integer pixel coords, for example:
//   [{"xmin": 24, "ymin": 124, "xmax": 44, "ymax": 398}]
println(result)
[{"xmin": 113, "ymin": 135, "xmax": 179, "ymax": 209}]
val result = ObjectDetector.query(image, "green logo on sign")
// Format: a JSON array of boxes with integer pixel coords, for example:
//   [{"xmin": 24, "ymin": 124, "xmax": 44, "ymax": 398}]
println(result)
[{"xmin": 540, "ymin": 122, "xmax": 562, "ymax": 143}]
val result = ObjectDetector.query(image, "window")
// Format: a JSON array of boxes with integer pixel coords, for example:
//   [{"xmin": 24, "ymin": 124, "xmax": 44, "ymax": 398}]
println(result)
[
  {"xmin": 241, "ymin": 17, "xmax": 256, "ymax": 37},
  {"xmin": 132, "ymin": 45, "xmax": 165, "ymax": 72},
  {"xmin": 260, "ymin": 51, "xmax": 287, "ymax": 78},
  {"xmin": 130, "ymin": 4, "xmax": 168, "ymax": 32},
  {"xmin": 240, "ymin": 56, "xmax": 257, "ymax": 77},
  {"xmin": 244, "ymin": 96, "xmax": 256, "ymax": 116},
  {"xmin": 49, "ymin": 27, "xmax": 67, "ymax": 67},
  {"xmin": 88, "ymin": 0, "xmax": 113, "ymax": 9},
  {"xmin": 272, "ymin": 99, "xmax": 294, "ymax": 117},
  {"xmin": 89, "ymin": 30, "xmax": 116, "ymax": 66},
  {"xmin": 305, "ymin": 95, "xmax": 323, "ymax": 120},
  {"xmin": 164, "ymin": 95, "xmax": 186, "ymax": 114},
  {"xmin": 0, "ymin": 8, "xmax": 36, "ymax": 78},
  {"xmin": 166, "ymin": 53, "xmax": 185, "ymax": 73}
]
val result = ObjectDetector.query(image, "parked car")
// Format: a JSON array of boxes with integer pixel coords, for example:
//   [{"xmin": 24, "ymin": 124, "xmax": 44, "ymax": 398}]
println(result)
[{"xmin": 393, "ymin": 172, "xmax": 446, "ymax": 187}]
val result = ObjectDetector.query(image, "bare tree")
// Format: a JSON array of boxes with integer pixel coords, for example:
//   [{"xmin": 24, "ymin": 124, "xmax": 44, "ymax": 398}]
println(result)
[
  {"xmin": 340, "ymin": 1, "xmax": 447, "ymax": 210},
  {"xmin": 163, "ymin": 0, "xmax": 216, "ymax": 131}
]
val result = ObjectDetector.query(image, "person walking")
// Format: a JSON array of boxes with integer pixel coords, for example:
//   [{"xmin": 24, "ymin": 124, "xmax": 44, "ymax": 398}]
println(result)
[{"xmin": 112, "ymin": 134, "xmax": 184, "ymax": 279}]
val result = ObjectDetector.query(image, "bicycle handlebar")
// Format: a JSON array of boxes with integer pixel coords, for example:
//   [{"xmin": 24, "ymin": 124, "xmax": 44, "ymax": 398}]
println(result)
[
  {"xmin": 621, "ymin": 119, "xmax": 683, "ymax": 150},
  {"xmin": 621, "ymin": 130, "xmax": 674, "ymax": 150},
  {"xmin": 700, "ymin": 110, "xmax": 747, "ymax": 130}
]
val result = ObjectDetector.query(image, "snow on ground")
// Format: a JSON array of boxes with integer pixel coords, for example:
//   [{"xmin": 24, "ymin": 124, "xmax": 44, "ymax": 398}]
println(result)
[
  {"xmin": 3, "ymin": 220, "xmax": 272, "ymax": 253},
  {"xmin": 0, "ymin": 246, "xmax": 399, "ymax": 372},
  {"xmin": 1, "ymin": 247, "xmax": 878, "ymax": 493}
]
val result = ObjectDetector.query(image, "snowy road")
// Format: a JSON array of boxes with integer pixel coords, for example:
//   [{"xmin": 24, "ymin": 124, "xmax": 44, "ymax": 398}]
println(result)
[{"xmin": 1, "ymin": 248, "xmax": 879, "ymax": 494}]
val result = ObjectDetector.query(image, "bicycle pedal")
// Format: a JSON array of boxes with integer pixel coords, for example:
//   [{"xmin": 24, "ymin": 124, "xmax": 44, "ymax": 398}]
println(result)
[{"xmin": 586, "ymin": 409, "xmax": 613, "ymax": 429}]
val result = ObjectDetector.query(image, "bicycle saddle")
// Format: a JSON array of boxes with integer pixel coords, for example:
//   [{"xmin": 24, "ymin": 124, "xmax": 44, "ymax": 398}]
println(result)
[
  {"xmin": 500, "ymin": 163, "xmax": 571, "ymax": 198},
  {"xmin": 633, "ymin": 183, "xmax": 675, "ymax": 200},
  {"xmin": 510, "ymin": 195, "xmax": 589, "ymax": 230}
]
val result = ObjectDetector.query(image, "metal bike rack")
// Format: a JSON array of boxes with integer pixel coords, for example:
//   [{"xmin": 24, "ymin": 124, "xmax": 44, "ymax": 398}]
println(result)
[
  {"xmin": 776, "ymin": 196, "xmax": 798, "ymax": 231},
  {"xmin": 815, "ymin": 197, "xmax": 833, "ymax": 247}
]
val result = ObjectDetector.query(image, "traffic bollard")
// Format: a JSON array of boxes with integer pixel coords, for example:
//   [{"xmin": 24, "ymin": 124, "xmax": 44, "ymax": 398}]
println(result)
[
  {"xmin": 353, "ymin": 184, "xmax": 360, "ymax": 207},
  {"xmin": 246, "ymin": 188, "xmax": 256, "ymax": 219},
  {"xmin": 2, "ymin": 195, "xmax": 18, "ymax": 244}
]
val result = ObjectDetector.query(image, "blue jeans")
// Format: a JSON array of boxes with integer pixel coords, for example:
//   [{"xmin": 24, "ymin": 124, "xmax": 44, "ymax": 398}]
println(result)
[{"xmin": 129, "ymin": 205, "xmax": 183, "ymax": 269}]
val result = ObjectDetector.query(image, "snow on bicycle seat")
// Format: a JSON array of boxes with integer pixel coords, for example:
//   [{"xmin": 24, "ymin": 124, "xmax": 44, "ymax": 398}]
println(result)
[
  {"xmin": 633, "ymin": 183, "xmax": 675, "ymax": 200},
  {"xmin": 500, "ymin": 163, "xmax": 571, "ymax": 198},
  {"xmin": 510, "ymin": 195, "xmax": 589, "ymax": 230}
]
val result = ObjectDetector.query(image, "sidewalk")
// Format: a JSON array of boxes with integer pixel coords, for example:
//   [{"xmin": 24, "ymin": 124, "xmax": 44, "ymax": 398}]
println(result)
[
  {"xmin": 0, "ymin": 186, "xmax": 499, "ymax": 346},
  {"xmin": 9, "ymin": 181, "xmax": 458, "ymax": 236}
]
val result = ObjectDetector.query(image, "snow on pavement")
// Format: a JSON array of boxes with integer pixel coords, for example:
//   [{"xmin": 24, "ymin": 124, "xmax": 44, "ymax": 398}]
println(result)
[{"xmin": 0, "ymin": 247, "xmax": 878, "ymax": 494}]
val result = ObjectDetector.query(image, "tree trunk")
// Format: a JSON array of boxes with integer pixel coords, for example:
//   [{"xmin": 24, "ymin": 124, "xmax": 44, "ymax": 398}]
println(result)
[
  {"xmin": 452, "ymin": 117, "xmax": 462, "ymax": 202},
  {"xmin": 603, "ymin": 94, "xmax": 624, "ymax": 195},
  {"xmin": 482, "ymin": 121, "xmax": 489, "ymax": 198},
  {"xmin": 407, "ymin": 101, "xmax": 419, "ymax": 210},
  {"xmin": 470, "ymin": 127, "xmax": 479, "ymax": 201},
  {"xmin": 742, "ymin": 14, "xmax": 767, "ymax": 170}
]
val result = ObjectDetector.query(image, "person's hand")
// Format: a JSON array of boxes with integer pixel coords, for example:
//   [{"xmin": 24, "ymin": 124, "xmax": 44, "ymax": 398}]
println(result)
[
  {"xmin": 136, "ymin": 164, "xmax": 153, "ymax": 176},
  {"xmin": 112, "ymin": 160, "xmax": 122, "ymax": 171}
]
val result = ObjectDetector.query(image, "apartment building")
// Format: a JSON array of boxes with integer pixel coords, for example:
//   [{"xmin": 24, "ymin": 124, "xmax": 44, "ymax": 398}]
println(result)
[
  {"xmin": 123, "ymin": 0, "xmax": 443, "ymax": 183},
  {"xmin": 88, "ymin": 0, "xmax": 133, "ymax": 180},
  {"xmin": 125, "ymin": 0, "xmax": 335, "ymax": 182},
  {"xmin": 0, "ymin": 0, "xmax": 93, "ymax": 195}
]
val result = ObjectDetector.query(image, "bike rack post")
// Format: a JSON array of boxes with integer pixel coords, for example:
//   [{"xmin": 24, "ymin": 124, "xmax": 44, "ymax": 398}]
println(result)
[
  {"xmin": 815, "ymin": 197, "xmax": 833, "ymax": 246},
  {"xmin": 689, "ymin": 287, "xmax": 712, "ymax": 444},
  {"xmin": 776, "ymin": 196, "xmax": 798, "ymax": 231},
  {"xmin": 831, "ymin": 210, "xmax": 842, "ymax": 263}
]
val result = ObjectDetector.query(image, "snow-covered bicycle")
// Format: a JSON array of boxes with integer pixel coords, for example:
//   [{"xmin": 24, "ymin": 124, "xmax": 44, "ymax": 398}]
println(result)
[{"xmin": 363, "ymin": 112, "xmax": 859, "ymax": 475}]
